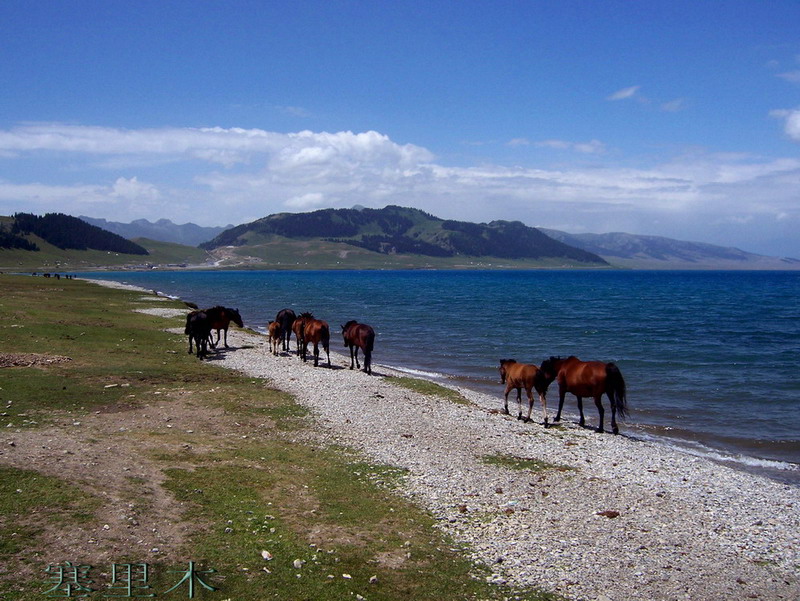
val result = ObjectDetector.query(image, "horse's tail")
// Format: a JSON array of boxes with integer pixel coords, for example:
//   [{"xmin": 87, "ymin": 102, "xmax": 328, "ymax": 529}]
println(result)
[
  {"xmin": 365, "ymin": 328, "xmax": 375, "ymax": 354},
  {"xmin": 605, "ymin": 363, "xmax": 628, "ymax": 419}
]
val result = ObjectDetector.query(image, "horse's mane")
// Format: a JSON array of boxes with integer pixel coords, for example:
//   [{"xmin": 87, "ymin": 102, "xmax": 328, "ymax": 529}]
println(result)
[
  {"xmin": 342, "ymin": 320, "xmax": 358, "ymax": 329},
  {"xmin": 299, "ymin": 312, "xmax": 315, "ymax": 319}
]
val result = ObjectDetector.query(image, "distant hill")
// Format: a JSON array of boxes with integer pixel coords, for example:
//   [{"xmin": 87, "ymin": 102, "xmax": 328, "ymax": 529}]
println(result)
[
  {"xmin": 80, "ymin": 216, "xmax": 233, "ymax": 247},
  {"xmin": 540, "ymin": 229, "xmax": 800, "ymax": 270},
  {"xmin": 2, "ymin": 213, "xmax": 148, "ymax": 255},
  {"xmin": 200, "ymin": 205, "xmax": 607, "ymax": 265}
]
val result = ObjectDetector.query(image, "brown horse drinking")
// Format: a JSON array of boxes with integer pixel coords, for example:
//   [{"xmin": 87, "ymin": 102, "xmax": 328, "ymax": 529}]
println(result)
[
  {"xmin": 299, "ymin": 312, "xmax": 330, "ymax": 367},
  {"xmin": 538, "ymin": 356, "xmax": 628, "ymax": 434},
  {"xmin": 498, "ymin": 359, "xmax": 549, "ymax": 425},
  {"xmin": 341, "ymin": 320, "xmax": 375, "ymax": 375},
  {"xmin": 204, "ymin": 306, "xmax": 244, "ymax": 349}
]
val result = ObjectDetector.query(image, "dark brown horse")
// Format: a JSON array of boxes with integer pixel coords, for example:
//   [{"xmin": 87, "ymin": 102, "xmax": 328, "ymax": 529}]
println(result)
[
  {"xmin": 341, "ymin": 320, "xmax": 375, "ymax": 375},
  {"xmin": 275, "ymin": 308, "xmax": 296, "ymax": 352},
  {"xmin": 184, "ymin": 310, "xmax": 212, "ymax": 359},
  {"xmin": 205, "ymin": 306, "xmax": 243, "ymax": 349},
  {"xmin": 498, "ymin": 359, "xmax": 549, "ymax": 425},
  {"xmin": 539, "ymin": 356, "xmax": 628, "ymax": 434},
  {"xmin": 299, "ymin": 312, "xmax": 330, "ymax": 367}
]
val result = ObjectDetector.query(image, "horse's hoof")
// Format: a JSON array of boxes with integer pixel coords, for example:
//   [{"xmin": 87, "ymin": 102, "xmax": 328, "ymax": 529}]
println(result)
[
  {"xmin": 596, "ymin": 428, "xmax": 604, "ymax": 434},
  {"xmin": 612, "ymin": 427, "xmax": 619, "ymax": 435}
]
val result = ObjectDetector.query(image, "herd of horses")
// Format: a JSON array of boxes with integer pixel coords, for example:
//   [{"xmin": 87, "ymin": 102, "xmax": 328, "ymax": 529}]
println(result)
[{"xmin": 184, "ymin": 306, "xmax": 627, "ymax": 434}]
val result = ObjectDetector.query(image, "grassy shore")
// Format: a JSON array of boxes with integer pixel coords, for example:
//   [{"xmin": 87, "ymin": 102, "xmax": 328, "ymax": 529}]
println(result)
[{"xmin": 0, "ymin": 274, "xmax": 556, "ymax": 601}]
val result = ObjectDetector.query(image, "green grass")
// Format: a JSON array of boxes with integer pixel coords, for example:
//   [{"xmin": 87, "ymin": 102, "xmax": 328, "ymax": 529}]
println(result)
[
  {"xmin": 0, "ymin": 275, "xmax": 560, "ymax": 601},
  {"xmin": 388, "ymin": 376, "xmax": 473, "ymax": 406},
  {"xmin": 481, "ymin": 454, "xmax": 576, "ymax": 473}
]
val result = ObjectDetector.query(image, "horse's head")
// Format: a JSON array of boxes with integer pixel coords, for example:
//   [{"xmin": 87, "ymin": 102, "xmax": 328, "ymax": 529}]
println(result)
[
  {"xmin": 229, "ymin": 308, "xmax": 244, "ymax": 328},
  {"xmin": 539, "ymin": 357, "xmax": 560, "ymax": 383},
  {"xmin": 498, "ymin": 359, "xmax": 516, "ymax": 384}
]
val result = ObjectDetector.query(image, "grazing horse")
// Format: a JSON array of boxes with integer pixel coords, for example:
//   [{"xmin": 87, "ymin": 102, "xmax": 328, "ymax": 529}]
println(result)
[
  {"xmin": 275, "ymin": 308, "xmax": 296, "ymax": 352},
  {"xmin": 184, "ymin": 310, "xmax": 212, "ymax": 359},
  {"xmin": 299, "ymin": 312, "xmax": 330, "ymax": 367},
  {"xmin": 498, "ymin": 359, "xmax": 549, "ymax": 425},
  {"xmin": 267, "ymin": 321, "xmax": 281, "ymax": 356},
  {"xmin": 539, "ymin": 356, "xmax": 628, "ymax": 434},
  {"xmin": 341, "ymin": 320, "xmax": 375, "ymax": 375},
  {"xmin": 204, "ymin": 306, "xmax": 243, "ymax": 349}
]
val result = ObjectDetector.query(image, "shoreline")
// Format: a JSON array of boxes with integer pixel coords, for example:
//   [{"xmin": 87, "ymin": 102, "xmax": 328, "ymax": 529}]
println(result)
[{"xmin": 99, "ymin": 279, "xmax": 800, "ymax": 601}]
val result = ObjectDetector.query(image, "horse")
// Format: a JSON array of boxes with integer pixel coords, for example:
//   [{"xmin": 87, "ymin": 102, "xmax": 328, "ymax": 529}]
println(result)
[
  {"xmin": 292, "ymin": 314, "xmax": 306, "ymax": 356},
  {"xmin": 275, "ymin": 308, "xmax": 296, "ymax": 352},
  {"xmin": 298, "ymin": 312, "xmax": 330, "ymax": 367},
  {"xmin": 341, "ymin": 320, "xmax": 375, "ymax": 375},
  {"xmin": 498, "ymin": 359, "xmax": 549, "ymax": 425},
  {"xmin": 538, "ymin": 356, "xmax": 628, "ymax": 434},
  {"xmin": 184, "ymin": 310, "xmax": 212, "ymax": 359},
  {"xmin": 204, "ymin": 306, "xmax": 243, "ymax": 349},
  {"xmin": 267, "ymin": 321, "xmax": 282, "ymax": 356}
]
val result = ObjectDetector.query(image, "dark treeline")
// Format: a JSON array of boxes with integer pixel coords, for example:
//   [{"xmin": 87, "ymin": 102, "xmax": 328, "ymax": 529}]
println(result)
[{"xmin": 10, "ymin": 213, "xmax": 149, "ymax": 255}]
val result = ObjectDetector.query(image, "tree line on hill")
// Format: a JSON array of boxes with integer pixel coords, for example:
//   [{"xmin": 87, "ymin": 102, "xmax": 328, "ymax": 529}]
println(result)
[{"xmin": 1, "ymin": 213, "xmax": 148, "ymax": 255}]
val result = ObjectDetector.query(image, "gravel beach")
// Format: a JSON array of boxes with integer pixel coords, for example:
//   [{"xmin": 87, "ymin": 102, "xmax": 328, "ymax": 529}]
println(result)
[{"xmin": 124, "ymin": 283, "xmax": 799, "ymax": 601}]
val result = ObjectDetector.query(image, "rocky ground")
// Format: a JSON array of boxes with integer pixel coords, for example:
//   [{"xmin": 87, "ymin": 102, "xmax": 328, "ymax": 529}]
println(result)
[{"xmin": 186, "ymin": 319, "xmax": 799, "ymax": 601}]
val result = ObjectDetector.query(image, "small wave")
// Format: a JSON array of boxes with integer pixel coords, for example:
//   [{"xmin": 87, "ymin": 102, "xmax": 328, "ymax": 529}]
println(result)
[
  {"xmin": 386, "ymin": 364, "xmax": 450, "ymax": 381},
  {"xmin": 636, "ymin": 430, "xmax": 799, "ymax": 473}
]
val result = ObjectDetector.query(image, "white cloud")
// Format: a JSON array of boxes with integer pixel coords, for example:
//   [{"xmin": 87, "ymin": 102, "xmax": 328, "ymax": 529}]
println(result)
[
  {"xmin": 1, "ymin": 122, "xmax": 799, "ymax": 256},
  {"xmin": 112, "ymin": 176, "xmax": 160, "ymax": 201},
  {"xmin": 777, "ymin": 70, "xmax": 800, "ymax": 84},
  {"xmin": 661, "ymin": 98, "xmax": 686, "ymax": 112},
  {"xmin": 770, "ymin": 108, "xmax": 800, "ymax": 141},
  {"xmin": 607, "ymin": 85, "xmax": 641, "ymax": 101},
  {"xmin": 536, "ymin": 139, "xmax": 606, "ymax": 154}
]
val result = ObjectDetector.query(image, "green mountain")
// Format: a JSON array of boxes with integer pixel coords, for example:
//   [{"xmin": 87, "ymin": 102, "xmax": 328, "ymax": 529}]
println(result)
[{"xmin": 200, "ymin": 205, "xmax": 607, "ymax": 265}]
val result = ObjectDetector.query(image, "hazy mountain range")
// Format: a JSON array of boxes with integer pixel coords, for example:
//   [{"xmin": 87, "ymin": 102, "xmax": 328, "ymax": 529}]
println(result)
[
  {"xmin": 80, "ymin": 216, "xmax": 232, "ymax": 247},
  {"xmin": 2, "ymin": 208, "xmax": 792, "ymax": 270}
]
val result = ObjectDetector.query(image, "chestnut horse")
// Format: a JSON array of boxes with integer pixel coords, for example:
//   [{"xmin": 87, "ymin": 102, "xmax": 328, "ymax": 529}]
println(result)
[
  {"xmin": 267, "ymin": 320, "xmax": 281, "ymax": 356},
  {"xmin": 539, "ymin": 356, "xmax": 628, "ymax": 434},
  {"xmin": 498, "ymin": 359, "xmax": 549, "ymax": 425},
  {"xmin": 275, "ymin": 308, "xmax": 296, "ymax": 352},
  {"xmin": 292, "ymin": 314, "xmax": 306, "ymax": 356},
  {"xmin": 341, "ymin": 320, "xmax": 375, "ymax": 375},
  {"xmin": 205, "ymin": 306, "xmax": 243, "ymax": 349},
  {"xmin": 299, "ymin": 312, "xmax": 330, "ymax": 367}
]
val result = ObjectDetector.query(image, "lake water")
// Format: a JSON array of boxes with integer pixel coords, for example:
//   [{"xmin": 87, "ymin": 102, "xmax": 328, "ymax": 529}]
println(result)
[{"xmin": 78, "ymin": 269, "xmax": 800, "ymax": 484}]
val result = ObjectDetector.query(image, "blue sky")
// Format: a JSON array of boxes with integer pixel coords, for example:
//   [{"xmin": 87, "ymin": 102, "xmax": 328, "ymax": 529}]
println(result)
[{"xmin": 1, "ymin": 1, "xmax": 799, "ymax": 257}]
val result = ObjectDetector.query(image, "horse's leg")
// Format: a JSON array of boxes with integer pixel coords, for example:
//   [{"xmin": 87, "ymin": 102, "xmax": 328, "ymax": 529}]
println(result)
[
  {"xmin": 554, "ymin": 388, "xmax": 566, "ymax": 422},
  {"xmin": 364, "ymin": 349, "xmax": 371, "ymax": 375},
  {"xmin": 223, "ymin": 326, "xmax": 229, "ymax": 349},
  {"xmin": 608, "ymin": 391, "xmax": 618, "ymax": 435},
  {"xmin": 503, "ymin": 385, "xmax": 511, "ymax": 415},
  {"xmin": 593, "ymin": 396, "xmax": 605, "ymax": 433},
  {"xmin": 188, "ymin": 334, "xmax": 193, "ymax": 354},
  {"xmin": 577, "ymin": 396, "xmax": 586, "ymax": 428},
  {"xmin": 354, "ymin": 347, "xmax": 361, "ymax": 370},
  {"xmin": 524, "ymin": 387, "xmax": 535, "ymax": 423},
  {"xmin": 539, "ymin": 391, "xmax": 549, "ymax": 427},
  {"xmin": 324, "ymin": 340, "xmax": 330, "ymax": 367},
  {"xmin": 516, "ymin": 387, "xmax": 524, "ymax": 420},
  {"xmin": 313, "ymin": 342, "xmax": 319, "ymax": 367}
]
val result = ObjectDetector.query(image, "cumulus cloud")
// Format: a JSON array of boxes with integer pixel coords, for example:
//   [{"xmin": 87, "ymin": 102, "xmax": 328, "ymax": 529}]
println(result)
[{"xmin": 1, "ymin": 122, "xmax": 799, "ymax": 255}]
